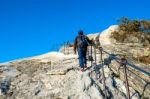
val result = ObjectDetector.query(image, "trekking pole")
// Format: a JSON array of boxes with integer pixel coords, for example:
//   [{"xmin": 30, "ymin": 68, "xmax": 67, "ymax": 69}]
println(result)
[
  {"xmin": 99, "ymin": 47, "xmax": 107, "ymax": 99},
  {"xmin": 120, "ymin": 57, "xmax": 131, "ymax": 99}
]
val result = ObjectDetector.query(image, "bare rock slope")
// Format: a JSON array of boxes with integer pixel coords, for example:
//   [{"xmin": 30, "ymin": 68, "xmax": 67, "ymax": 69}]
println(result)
[
  {"xmin": 0, "ymin": 52, "xmax": 140, "ymax": 99},
  {"xmin": 0, "ymin": 25, "xmax": 149, "ymax": 99},
  {"xmin": 87, "ymin": 25, "xmax": 150, "ymax": 98}
]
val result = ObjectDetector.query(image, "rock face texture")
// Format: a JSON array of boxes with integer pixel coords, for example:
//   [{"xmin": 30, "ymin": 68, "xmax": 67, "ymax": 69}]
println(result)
[
  {"xmin": 0, "ymin": 25, "xmax": 149, "ymax": 99},
  {"xmin": 0, "ymin": 52, "xmax": 140, "ymax": 99},
  {"xmin": 99, "ymin": 25, "xmax": 119, "ymax": 46},
  {"xmin": 86, "ymin": 25, "xmax": 150, "ymax": 98}
]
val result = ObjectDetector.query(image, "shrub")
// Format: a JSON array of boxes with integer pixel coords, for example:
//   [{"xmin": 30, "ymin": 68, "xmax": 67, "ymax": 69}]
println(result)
[{"xmin": 111, "ymin": 17, "xmax": 150, "ymax": 45}]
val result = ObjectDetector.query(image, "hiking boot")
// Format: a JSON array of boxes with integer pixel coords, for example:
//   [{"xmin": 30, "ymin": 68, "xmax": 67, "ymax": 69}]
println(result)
[
  {"xmin": 84, "ymin": 65, "xmax": 87, "ymax": 68},
  {"xmin": 80, "ymin": 68, "xmax": 84, "ymax": 72}
]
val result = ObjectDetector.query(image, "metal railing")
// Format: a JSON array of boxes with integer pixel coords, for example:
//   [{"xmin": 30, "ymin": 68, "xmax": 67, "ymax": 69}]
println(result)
[
  {"xmin": 97, "ymin": 46, "xmax": 150, "ymax": 99},
  {"xmin": 99, "ymin": 47, "xmax": 107, "ymax": 99},
  {"xmin": 62, "ymin": 42, "xmax": 150, "ymax": 99}
]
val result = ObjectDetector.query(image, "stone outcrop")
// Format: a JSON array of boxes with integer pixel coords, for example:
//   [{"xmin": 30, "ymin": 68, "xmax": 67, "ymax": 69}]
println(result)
[
  {"xmin": 97, "ymin": 25, "xmax": 150, "ymax": 98},
  {"xmin": 0, "ymin": 25, "xmax": 149, "ymax": 99},
  {"xmin": 0, "ymin": 50, "xmax": 140, "ymax": 99}
]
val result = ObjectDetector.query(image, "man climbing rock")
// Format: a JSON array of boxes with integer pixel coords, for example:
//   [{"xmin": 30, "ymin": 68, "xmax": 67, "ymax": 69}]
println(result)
[{"xmin": 74, "ymin": 30, "xmax": 91, "ymax": 72}]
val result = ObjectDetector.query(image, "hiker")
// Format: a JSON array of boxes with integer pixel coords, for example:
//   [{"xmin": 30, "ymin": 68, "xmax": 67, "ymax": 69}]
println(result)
[{"xmin": 74, "ymin": 30, "xmax": 91, "ymax": 71}]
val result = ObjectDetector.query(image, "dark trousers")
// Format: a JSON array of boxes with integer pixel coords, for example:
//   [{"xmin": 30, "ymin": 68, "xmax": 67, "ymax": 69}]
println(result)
[{"xmin": 78, "ymin": 48, "xmax": 87, "ymax": 68}]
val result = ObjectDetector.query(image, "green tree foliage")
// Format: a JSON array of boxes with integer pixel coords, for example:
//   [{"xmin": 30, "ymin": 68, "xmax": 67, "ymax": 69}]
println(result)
[
  {"xmin": 117, "ymin": 17, "xmax": 130, "ymax": 25},
  {"xmin": 111, "ymin": 17, "xmax": 150, "ymax": 45},
  {"xmin": 140, "ymin": 20, "xmax": 150, "ymax": 33}
]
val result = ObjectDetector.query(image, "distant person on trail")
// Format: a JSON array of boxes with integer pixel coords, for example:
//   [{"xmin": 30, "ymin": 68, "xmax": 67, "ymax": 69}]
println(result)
[{"xmin": 74, "ymin": 30, "xmax": 91, "ymax": 72}]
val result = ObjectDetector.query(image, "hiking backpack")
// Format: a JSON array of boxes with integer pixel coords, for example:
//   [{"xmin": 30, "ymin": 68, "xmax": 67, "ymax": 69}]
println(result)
[{"xmin": 77, "ymin": 35, "xmax": 89, "ymax": 48}]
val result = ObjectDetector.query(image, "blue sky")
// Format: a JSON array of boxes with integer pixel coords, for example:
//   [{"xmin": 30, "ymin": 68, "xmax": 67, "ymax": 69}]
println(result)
[{"xmin": 0, "ymin": 0, "xmax": 150, "ymax": 63}]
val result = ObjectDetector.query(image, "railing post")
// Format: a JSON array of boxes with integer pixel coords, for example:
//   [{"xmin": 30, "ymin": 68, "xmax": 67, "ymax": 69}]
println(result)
[
  {"xmin": 67, "ymin": 41, "xmax": 69, "ymax": 55},
  {"xmin": 87, "ymin": 46, "xmax": 89, "ymax": 60},
  {"xmin": 91, "ymin": 45, "xmax": 93, "ymax": 66},
  {"xmin": 121, "ymin": 57, "xmax": 131, "ymax": 99},
  {"xmin": 99, "ymin": 47, "xmax": 107, "ymax": 99},
  {"xmin": 94, "ymin": 46, "xmax": 97, "ymax": 64}
]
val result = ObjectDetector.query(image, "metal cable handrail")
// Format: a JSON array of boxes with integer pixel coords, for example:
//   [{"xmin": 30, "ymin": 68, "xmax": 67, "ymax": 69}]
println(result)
[
  {"xmin": 98, "ymin": 47, "xmax": 131, "ymax": 99},
  {"xmin": 102, "ymin": 49, "xmax": 150, "ymax": 76},
  {"xmin": 64, "ymin": 42, "xmax": 149, "ymax": 99}
]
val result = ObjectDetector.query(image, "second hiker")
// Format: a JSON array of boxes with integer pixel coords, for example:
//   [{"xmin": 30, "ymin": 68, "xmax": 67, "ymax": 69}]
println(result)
[{"xmin": 74, "ymin": 30, "xmax": 91, "ymax": 71}]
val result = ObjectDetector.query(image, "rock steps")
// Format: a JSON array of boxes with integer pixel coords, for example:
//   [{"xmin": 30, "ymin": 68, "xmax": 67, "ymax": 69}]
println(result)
[{"xmin": 0, "ymin": 52, "xmax": 141, "ymax": 99}]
